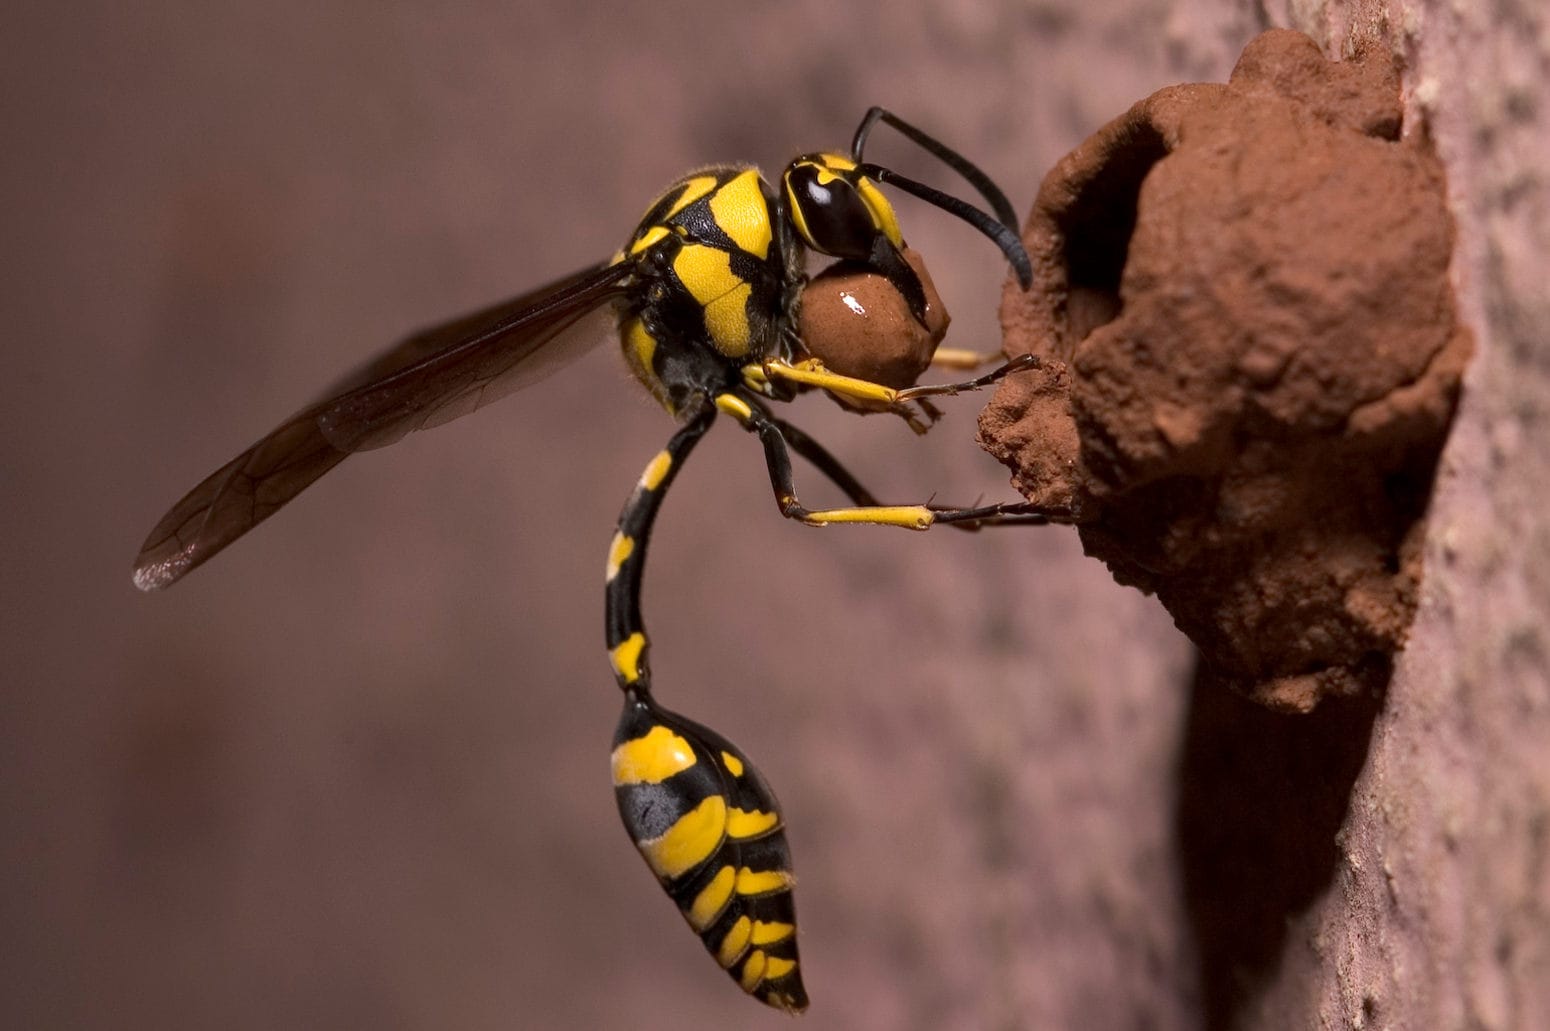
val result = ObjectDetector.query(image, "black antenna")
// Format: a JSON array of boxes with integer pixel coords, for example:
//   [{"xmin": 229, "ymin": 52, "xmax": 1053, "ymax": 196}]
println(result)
[
  {"xmin": 849, "ymin": 108, "xmax": 1031, "ymax": 288},
  {"xmin": 850, "ymin": 107, "xmax": 1020, "ymax": 230},
  {"xmin": 857, "ymin": 162, "xmax": 1032, "ymax": 289}
]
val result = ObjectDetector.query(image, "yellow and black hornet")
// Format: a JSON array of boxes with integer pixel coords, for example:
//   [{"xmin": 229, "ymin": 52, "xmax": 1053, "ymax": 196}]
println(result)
[{"xmin": 133, "ymin": 108, "xmax": 1050, "ymax": 1012}]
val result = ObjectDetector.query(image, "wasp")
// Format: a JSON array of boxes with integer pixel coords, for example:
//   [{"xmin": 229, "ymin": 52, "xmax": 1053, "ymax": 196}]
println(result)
[{"xmin": 133, "ymin": 108, "xmax": 1052, "ymax": 1012}]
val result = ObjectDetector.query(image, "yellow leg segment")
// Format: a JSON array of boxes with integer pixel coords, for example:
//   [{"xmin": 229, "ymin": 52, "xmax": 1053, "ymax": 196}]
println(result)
[
  {"xmin": 930, "ymin": 346, "xmax": 1000, "ymax": 370},
  {"xmin": 745, "ymin": 358, "xmax": 901, "ymax": 405},
  {"xmin": 746, "ymin": 353, "xmax": 1041, "ymax": 409},
  {"xmin": 719, "ymin": 392, "xmax": 1060, "ymax": 532},
  {"xmin": 787, "ymin": 502, "xmax": 935, "ymax": 529}
]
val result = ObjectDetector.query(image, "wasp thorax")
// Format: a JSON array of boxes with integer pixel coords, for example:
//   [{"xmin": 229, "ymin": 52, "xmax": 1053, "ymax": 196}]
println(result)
[{"xmin": 798, "ymin": 246, "xmax": 949, "ymax": 395}]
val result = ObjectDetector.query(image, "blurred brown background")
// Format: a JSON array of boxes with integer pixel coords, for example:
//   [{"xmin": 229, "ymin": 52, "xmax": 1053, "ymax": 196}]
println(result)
[{"xmin": 3, "ymin": 2, "xmax": 1287, "ymax": 1029}]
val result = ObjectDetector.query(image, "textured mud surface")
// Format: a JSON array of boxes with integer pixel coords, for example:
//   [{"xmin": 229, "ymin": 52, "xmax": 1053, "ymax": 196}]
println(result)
[{"xmin": 980, "ymin": 29, "xmax": 1471, "ymax": 708}]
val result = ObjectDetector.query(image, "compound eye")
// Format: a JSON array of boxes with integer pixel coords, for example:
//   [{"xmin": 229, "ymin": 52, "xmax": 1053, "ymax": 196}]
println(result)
[{"xmin": 785, "ymin": 164, "xmax": 879, "ymax": 261}]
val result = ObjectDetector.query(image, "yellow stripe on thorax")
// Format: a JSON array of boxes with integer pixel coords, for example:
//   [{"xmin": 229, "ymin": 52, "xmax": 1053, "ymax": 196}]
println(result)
[
  {"xmin": 622, "ymin": 316, "xmax": 656, "ymax": 373},
  {"xmin": 620, "ymin": 317, "xmax": 674, "ymax": 414},
  {"xmin": 708, "ymin": 170, "xmax": 772, "ymax": 259},
  {"xmin": 672, "ymin": 244, "xmax": 752, "ymax": 357},
  {"xmin": 661, "ymin": 175, "xmax": 719, "ymax": 221},
  {"xmin": 628, "ymin": 224, "xmax": 669, "ymax": 255}
]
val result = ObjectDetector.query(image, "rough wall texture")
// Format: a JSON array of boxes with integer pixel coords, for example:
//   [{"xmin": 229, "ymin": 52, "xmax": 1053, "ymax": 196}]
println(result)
[
  {"xmin": 3, "ymin": 2, "xmax": 1545, "ymax": 1030},
  {"xmin": 982, "ymin": 30, "xmax": 1472, "ymax": 711},
  {"xmin": 1246, "ymin": 1, "xmax": 1550, "ymax": 1027}
]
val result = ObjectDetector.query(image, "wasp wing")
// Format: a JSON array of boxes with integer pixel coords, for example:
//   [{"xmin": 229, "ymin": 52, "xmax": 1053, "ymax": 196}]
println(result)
[
  {"xmin": 313, "ymin": 262, "xmax": 633, "ymax": 451},
  {"xmin": 133, "ymin": 262, "xmax": 634, "ymax": 591}
]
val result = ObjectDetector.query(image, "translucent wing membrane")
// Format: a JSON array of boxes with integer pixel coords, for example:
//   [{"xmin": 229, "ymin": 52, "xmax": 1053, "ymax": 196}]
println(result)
[
  {"xmin": 132, "ymin": 262, "xmax": 633, "ymax": 591},
  {"xmin": 315, "ymin": 263, "xmax": 629, "ymax": 451}
]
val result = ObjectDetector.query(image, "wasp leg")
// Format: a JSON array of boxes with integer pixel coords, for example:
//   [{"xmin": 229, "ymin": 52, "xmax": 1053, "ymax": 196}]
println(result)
[
  {"xmin": 722, "ymin": 393, "xmax": 1062, "ymax": 530},
  {"xmin": 748, "ymin": 353, "xmax": 1040, "ymax": 415},
  {"xmin": 929, "ymin": 346, "xmax": 1002, "ymax": 371},
  {"xmin": 769, "ymin": 413, "xmax": 1060, "ymax": 530},
  {"xmin": 894, "ymin": 352, "xmax": 1043, "ymax": 401},
  {"xmin": 745, "ymin": 358, "xmax": 898, "ymax": 406},
  {"xmin": 605, "ymin": 397, "xmax": 808, "ymax": 1013},
  {"xmin": 762, "ymin": 416, "xmax": 880, "ymax": 507}
]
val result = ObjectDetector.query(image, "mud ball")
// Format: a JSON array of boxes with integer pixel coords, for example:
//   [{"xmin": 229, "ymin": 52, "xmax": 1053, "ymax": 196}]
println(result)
[{"xmin": 797, "ymin": 246, "xmax": 950, "ymax": 392}]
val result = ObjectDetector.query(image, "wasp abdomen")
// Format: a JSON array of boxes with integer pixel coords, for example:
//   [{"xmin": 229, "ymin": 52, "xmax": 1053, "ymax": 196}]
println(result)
[{"xmin": 612, "ymin": 692, "xmax": 807, "ymax": 1012}]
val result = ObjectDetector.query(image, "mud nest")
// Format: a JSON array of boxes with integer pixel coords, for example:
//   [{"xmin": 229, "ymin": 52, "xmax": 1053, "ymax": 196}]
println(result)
[{"xmin": 979, "ymin": 30, "xmax": 1472, "ymax": 710}]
